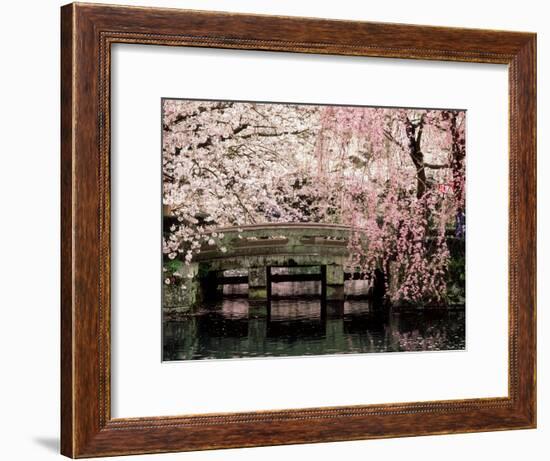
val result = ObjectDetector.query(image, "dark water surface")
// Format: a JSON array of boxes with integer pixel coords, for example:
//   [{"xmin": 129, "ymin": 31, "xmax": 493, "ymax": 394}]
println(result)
[{"xmin": 163, "ymin": 283, "xmax": 465, "ymax": 361}]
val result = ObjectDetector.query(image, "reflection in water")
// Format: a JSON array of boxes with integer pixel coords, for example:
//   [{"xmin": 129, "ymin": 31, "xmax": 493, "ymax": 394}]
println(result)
[{"xmin": 163, "ymin": 282, "xmax": 465, "ymax": 361}]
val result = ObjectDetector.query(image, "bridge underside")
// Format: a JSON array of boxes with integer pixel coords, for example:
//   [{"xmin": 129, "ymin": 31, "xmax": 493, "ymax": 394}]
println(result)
[
  {"xmin": 165, "ymin": 224, "xmax": 384, "ymax": 316},
  {"xmin": 199, "ymin": 253, "xmax": 349, "ymax": 301}
]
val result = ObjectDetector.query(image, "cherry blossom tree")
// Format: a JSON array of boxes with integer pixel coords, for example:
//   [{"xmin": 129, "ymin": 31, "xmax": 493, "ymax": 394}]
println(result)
[
  {"xmin": 314, "ymin": 106, "xmax": 465, "ymax": 303},
  {"xmin": 162, "ymin": 99, "xmax": 465, "ymax": 305}
]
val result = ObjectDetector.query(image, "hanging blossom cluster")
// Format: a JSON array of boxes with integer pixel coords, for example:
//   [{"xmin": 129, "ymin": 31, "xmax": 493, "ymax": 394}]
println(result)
[
  {"xmin": 317, "ymin": 106, "xmax": 465, "ymax": 303},
  {"xmin": 162, "ymin": 99, "xmax": 465, "ymax": 304}
]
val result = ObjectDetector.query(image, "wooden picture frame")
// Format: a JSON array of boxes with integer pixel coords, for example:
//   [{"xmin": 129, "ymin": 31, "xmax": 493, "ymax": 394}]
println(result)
[{"xmin": 61, "ymin": 2, "xmax": 536, "ymax": 457}]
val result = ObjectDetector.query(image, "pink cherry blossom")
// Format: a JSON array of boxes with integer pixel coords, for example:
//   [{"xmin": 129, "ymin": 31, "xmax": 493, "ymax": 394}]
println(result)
[{"xmin": 162, "ymin": 100, "xmax": 465, "ymax": 304}]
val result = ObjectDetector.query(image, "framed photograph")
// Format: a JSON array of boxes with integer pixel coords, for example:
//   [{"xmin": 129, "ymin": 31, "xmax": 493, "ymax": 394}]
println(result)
[
  {"xmin": 61, "ymin": 2, "xmax": 536, "ymax": 457},
  {"xmin": 161, "ymin": 98, "xmax": 467, "ymax": 362}
]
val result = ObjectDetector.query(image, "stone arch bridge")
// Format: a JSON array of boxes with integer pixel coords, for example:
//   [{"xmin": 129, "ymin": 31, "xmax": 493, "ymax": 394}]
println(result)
[{"xmin": 187, "ymin": 223, "xmax": 374, "ymax": 307}]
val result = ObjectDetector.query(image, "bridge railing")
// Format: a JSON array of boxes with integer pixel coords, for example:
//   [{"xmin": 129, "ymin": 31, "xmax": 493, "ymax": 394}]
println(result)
[{"xmin": 194, "ymin": 222, "xmax": 357, "ymax": 262}]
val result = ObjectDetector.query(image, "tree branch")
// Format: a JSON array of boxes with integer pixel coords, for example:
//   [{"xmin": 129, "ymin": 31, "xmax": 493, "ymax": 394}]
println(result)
[
  {"xmin": 424, "ymin": 162, "xmax": 450, "ymax": 170},
  {"xmin": 383, "ymin": 129, "xmax": 405, "ymax": 150}
]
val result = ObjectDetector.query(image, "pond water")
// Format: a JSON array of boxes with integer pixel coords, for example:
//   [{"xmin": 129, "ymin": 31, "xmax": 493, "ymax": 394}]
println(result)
[{"xmin": 163, "ymin": 283, "xmax": 465, "ymax": 361}]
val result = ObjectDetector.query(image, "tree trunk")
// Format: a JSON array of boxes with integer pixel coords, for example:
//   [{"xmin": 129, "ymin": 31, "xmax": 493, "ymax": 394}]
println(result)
[{"xmin": 405, "ymin": 115, "xmax": 427, "ymax": 199}]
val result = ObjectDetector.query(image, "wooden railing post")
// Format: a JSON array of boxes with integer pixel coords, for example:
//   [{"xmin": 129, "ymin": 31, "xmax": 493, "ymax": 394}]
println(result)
[
  {"xmin": 248, "ymin": 266, "xmax": 270, "ymax": 318},
  {"xmin": 325, "ymin": 264, "xmax": 345, "ymax": 301}
]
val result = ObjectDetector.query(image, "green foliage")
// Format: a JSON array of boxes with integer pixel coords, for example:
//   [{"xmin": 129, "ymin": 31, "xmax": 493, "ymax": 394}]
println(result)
[
  {"xmin": 164, "ymin": 259, "xmax": 184, "ymax": 276},
  {"xmin": 446, "ymin": 241, "xmax": 465, "ymax": 305}
]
